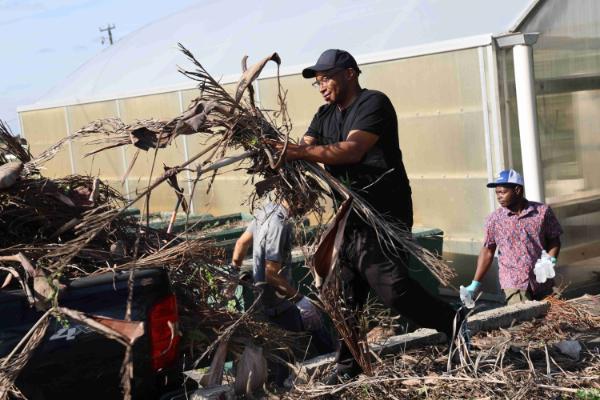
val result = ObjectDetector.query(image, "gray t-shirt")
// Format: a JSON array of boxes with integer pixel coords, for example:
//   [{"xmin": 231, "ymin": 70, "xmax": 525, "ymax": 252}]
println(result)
[{"xmin": 247, "ymin": 202, "xmax": 294, "ymax": 311}]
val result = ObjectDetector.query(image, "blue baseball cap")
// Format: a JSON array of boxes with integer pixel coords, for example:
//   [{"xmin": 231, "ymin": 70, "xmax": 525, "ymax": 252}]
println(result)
[{"xmin": 487, "ymin": 169, "xmax": 524, "ymax": 188}]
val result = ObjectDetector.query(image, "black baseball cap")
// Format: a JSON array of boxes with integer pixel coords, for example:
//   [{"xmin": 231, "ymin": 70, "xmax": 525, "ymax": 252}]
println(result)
[{"xmin": 302, "ymin": 49, "xmax": 361, "ymax": 78}]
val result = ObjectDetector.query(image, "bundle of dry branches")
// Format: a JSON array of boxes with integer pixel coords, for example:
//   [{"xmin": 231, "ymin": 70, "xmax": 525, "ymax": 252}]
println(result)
[
  {"xmin": 0, "ymin": 45, "xmax": 464, "ymax": 397},
  {"xmin": 0, "ymin": 311, "xmax": 50, "ymax": 400},
  {"xmin": 30, "ymin": 44, "xmax": 455, "ymax": 288},
  {"xmin": 0, "ymin": 119, "xmax": 301, "ymax": 398},
  {"xmin": 3, "ymin": 41, "xmax": 600, "ymax": 400},
  {"xmin": 285, "ymin": 295, "xmax": 600, "ymax": 399}
]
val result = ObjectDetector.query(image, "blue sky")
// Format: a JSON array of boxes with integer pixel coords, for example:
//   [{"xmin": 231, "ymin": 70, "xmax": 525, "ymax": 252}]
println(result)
[{"xmin": 0, "ymin": 0, "xmax": 200, "ymax": 134}]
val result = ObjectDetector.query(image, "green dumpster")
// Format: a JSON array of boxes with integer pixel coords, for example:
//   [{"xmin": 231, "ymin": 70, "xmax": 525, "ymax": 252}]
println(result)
[
  {"xmin": 236, "ymin": 227, "xmax": 444, "ymax": 310},
  {"xmin": 409, "ymin": 227, "xmax": 444, "ymax": 296}
]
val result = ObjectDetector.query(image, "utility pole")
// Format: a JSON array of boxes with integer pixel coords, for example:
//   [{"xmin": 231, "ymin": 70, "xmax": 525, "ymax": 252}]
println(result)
[{"xmin": 99, "ymin": 24, "xmax": 116, "ymax": 45}]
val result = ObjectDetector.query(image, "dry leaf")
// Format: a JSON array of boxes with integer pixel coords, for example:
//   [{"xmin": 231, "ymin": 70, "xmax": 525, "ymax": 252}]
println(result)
[
  {"xmin": 402, "ymin": 378, "xmax": 422, "ymax": 386},
  {"xmin": 0, "ymin": 161, "xmax": 23, "ymax": 189},
  {"xmin": 234, "ymin": 344, "xmax": 267, "ymax": 395}
]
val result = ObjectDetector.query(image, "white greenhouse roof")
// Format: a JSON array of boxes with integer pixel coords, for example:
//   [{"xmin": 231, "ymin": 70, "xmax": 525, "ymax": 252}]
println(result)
[{"xmin": 21, "ymin": 0, "xmax": 537, "ymax": 111}]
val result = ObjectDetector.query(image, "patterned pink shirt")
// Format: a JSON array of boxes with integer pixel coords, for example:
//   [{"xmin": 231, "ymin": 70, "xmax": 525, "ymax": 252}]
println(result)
[{"xmin": 483, "ymin": 201, "xmax": 563, "ymax": 293}]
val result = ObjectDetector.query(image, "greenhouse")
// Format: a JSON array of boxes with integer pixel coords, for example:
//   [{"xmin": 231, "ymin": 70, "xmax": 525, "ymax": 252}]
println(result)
[{"xmin": 17, "ymin": 0, "xmax": 600, "ymax": 293}]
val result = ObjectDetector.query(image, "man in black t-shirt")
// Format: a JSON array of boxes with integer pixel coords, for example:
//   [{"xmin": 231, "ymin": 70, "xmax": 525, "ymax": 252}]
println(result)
[
  {"xmin": 305, "ymin": 77, "xmax": 412, "ymax": 226},
  {"xmin": 276, "ymin": 49, "xmax": 459, "ymax": 383}
]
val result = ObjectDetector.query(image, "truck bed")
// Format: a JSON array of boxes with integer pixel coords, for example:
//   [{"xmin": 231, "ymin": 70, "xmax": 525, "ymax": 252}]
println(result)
[{"xmin": 0, "ymin": 268, "xmax": 180, "ymax": 400}]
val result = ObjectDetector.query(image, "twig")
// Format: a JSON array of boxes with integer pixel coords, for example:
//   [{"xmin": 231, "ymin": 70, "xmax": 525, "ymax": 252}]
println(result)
[{"xmin": 1, "ymin": 308, "xmax": 52, "ymax": 367}]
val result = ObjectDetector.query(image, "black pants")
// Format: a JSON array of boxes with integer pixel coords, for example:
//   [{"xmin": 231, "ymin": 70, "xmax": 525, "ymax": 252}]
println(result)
[
  {"xmin": 267, "ymin": 305, "xmax": 335, "ymax": 355},
  {"xmin": 267, "ymin": 305, "xmax": 335, "ymax": 385},
  {"xmin": 336, "ymin": 225, "xmax": 457, "ymax": 375}
]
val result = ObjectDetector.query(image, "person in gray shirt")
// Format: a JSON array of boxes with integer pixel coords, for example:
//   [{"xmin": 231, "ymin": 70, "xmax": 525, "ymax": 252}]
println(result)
[{"xmin": 232, "ymin": 200, "xmax": 334, "ymax": 384}]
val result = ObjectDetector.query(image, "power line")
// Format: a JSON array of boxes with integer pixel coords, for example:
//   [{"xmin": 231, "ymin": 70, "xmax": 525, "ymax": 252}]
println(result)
[{"xmin": 99, "ymin": 24, "xmax": 116, "ymax": 45}]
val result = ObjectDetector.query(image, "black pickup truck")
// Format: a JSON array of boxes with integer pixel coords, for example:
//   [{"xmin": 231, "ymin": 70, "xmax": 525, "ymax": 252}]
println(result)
[{"xmin": 0, "ymin": 268, "xmax": 181, "ymax": 400}]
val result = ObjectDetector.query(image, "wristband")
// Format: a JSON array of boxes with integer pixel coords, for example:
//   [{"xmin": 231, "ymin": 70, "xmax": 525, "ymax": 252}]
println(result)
[{"xmin": 550, "ymin": 257, "xmax": 557, "ymax": 264}]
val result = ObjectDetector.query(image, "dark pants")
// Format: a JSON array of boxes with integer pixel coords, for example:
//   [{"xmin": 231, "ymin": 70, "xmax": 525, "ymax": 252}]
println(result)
[
  {"xmin": 267, "ymin": 305, "xmax": 335, "ymax": 385},
  {"xmin": 336, "ymin": 225, "xmax": 457, "ymax": 376}
]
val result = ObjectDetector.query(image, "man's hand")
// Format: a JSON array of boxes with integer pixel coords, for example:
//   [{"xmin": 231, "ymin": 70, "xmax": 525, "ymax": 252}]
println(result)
[
  {"xmin": 274, "ymin": 141, "xmax": 303, "ymax": 161},
  {"xmin": 295, "ymin": 297, "xmax": 322, "ymax": 331},
  {"xmin": 265, "ymin": 130, "xmax": 378, "ymax": 166},
  {"xmin": 264, "ymin": 139, "xmax": 303, "ymax": 162}
]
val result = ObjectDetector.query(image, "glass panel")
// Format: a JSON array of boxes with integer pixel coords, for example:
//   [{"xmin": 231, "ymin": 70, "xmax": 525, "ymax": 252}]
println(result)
[
  {"xmin": 362, "ymin": 50, "xmax": 490, "ymax": 259},
  {"xmin": 119, "ymin": 92, "xmax": 188, "ymax": 212},
  {"xmin": 525, "ymin": 0, "xmax": 600, "ymax": 202},
  {"xmin": 20, "ymin": 108, "xmax": 72, "ymax": 177},
  {"xmin": 498, "ymin": 0, "xmax": 600, "ymax": 261},
  {"xmin": 180, "ymin": 83, "xmax": 254, "ymax": 215},
  {"xmin": 191, "ymin": 175, "xmax": 254, "ymax": 217},
  {"xmin": 67, "ymin": 101, "xmax": 125, "ymax": 182},
  {"xmin": 261, "ymin": 49, "xmax": 489, "ymax": 270},
  {"xmin": 18, "ymin": 47, "xmax": 492, "ymax": 273},
  {"xmin": 499, "ymin": 0, "xmax": 600, "ymax": 264},
  {"xmin": 119, "ymin": 92, "xmax": 181, "ymax": 122},
  {"xmin": 497, "ymin": 48, "xmax": 524, "ymax": 174},
  {"xmin": 180, "ymin": 88, "xmax": 199, "ymax": 111},
  {"xmin": 258, "ymin": 74, "xmax": 323, "ymax": 141},
  {"xmin": 184, "ymin": 83, "xmax": 238, "ymax": 158}
]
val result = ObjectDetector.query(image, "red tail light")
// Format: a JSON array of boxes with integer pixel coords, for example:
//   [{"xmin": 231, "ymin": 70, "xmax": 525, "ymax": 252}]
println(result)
[{"xmin": 148, "ymin": 294, "xmax": 180, "ymax": 371}]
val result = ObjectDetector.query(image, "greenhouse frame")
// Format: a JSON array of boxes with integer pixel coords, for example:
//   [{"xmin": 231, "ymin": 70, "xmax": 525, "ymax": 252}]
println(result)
[{"xmin": 17, "ymin": 0, "xmax": 600, "ymax": 294}]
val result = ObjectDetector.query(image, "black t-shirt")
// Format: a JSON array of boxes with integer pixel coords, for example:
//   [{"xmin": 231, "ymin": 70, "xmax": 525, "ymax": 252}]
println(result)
[{"xmin": 306, "ymin": 89, "xmax": 413, "ymax": 226}]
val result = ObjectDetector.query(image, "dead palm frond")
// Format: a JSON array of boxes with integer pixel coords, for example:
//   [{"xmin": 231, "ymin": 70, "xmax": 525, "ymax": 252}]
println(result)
[
  {"xmin": 0, "ymin": 45, "xmax": 458, "ymax": 397},
  {"xmin": 0, "ymin": 310, "xmax": 51, "ymax": 400},
  {"xmin": 38, "ymin": 44, "xmax": 454, "ymax": 286},
  {"xmin": 0, "ymin": 121, "xmax": 32, "ymax": 166}
]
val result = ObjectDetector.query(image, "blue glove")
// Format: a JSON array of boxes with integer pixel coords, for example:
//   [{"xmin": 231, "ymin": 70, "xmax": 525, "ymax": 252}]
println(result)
[{"xmin": 465, "ymin": 280, "xmax": 481, "ymax": 296}]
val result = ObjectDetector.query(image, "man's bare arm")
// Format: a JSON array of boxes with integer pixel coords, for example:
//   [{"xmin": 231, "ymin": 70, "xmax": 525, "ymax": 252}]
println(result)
[
  {"xmin": 473, "ymin": 246, "xmax": 495, "ymax": 282},
  {"xmin": 265, "ymin": 260, "xmax": 302, "ymax": 302},
  {"xmin": 232, "ymin": 230, "xmax": 253, "ymax": 267},
  {"xmin": 281, "ymin": 130, "xmax": 379, "ymax": 165},
  {"xmin": 546, "ymin": 237, "xmax": 561, "ymax": 258}
]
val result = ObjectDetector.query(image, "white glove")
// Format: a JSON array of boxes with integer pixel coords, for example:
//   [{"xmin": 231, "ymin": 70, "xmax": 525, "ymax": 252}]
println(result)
[{"xmin": 295, "ymin": 297, "xmax": 322, "ymax": 331}]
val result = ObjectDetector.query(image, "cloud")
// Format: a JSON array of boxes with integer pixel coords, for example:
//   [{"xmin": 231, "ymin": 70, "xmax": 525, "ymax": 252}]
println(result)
[
  {"xmin": 0, "ymin": 82, "xmax": 31, "ymax": 92},
  {"xmin": 0, "ymin": 0, "xmax": 44, "ymax": 12},
  {"xmin": 0, "ymin": 1, "xmax": 45, "ymax": 25},
  {"xmin": 37, "ymin": 47, "xmax": 55, "ymax": 54},
  {"xmin": 0, "ymin": 0, "xmax": 94, "ymax": 26}
]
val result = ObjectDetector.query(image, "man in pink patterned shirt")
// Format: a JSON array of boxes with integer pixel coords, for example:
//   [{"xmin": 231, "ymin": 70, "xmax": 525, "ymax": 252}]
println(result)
[{"xmin": 464, "ymin": 169, "xmax": 563, "ymax": 304}]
